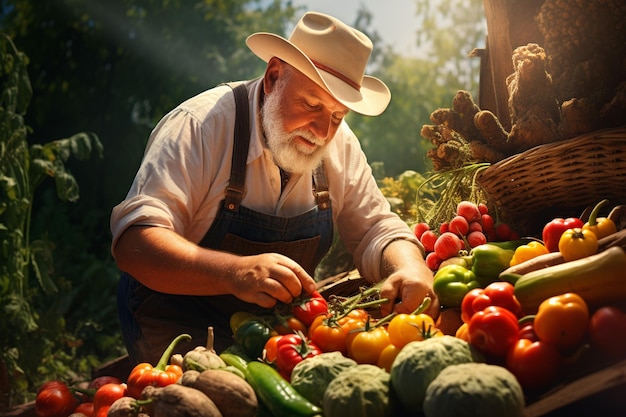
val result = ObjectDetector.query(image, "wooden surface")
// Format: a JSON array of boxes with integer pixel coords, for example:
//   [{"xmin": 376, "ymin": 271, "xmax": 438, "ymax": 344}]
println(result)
[
  {"xmin": 524, "ymin": 358, "xmax": 626, "ymax": 416},
  {"xmin": 479, "ymin": 0, "xmax": 545, "ymax": 131}
]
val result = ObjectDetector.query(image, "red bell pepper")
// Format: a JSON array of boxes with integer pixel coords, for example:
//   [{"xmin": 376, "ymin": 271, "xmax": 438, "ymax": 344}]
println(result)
[
  {"xmin": 505, "ymin": 338, "xmax": 561, "ymax": 390},
  {"xmin": 460, "ymin": 281, "xmax": 523, "ymax": 323},
  {"xmin": 468, "ymin": 305, "xmax": 520, "ymax": 358},
  {"xmin": 126, "ymin": 333, "xmax": 191, "ymax": 399},
  {"xmin": 542, "ymin": 217, "xmax": 583, "ymax": 253},
  {"xmin": 274, "ymin": 332, "xmax": 322, "ymax": 380}
]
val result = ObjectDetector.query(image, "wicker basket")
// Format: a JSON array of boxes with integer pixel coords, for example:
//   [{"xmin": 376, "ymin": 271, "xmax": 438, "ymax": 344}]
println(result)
[{"xmin": 477, "ymin": 126, "xmax": 626, "ymax": 235}]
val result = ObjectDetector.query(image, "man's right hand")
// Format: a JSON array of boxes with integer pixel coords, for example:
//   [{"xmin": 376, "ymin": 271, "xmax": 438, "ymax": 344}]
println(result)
[{"xmin": 230, "ymin": 253, "xmax": 318, "ymax": 308}]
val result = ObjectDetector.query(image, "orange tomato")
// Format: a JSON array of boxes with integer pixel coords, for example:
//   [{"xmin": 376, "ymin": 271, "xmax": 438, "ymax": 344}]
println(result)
[
  {"xmin": 455, "ymin": 322, "xmax": 470, "ymax": 342},
  {"xmin": 262, "ymin": 335, "xmax": 283, "ymax": 363},
  {"xmin": 309, "ymin": 315, "xmax": 348, "ymax": 354},
  {"xmin": 273, "ymin": 316, "xmax": 308, "ymax": 335},
  {"xmin": 377, "ymin": 343, "xmax": 400, "ymax": 372}
]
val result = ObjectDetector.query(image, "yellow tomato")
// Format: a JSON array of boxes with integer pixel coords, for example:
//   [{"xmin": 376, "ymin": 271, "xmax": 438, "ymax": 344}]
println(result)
[
  {"xmin": 558, "ymin": 228, "xmax": 598, "ymax": 261},
  {"xmin": 387, "ymin": 313, "xmax": 436, "ymax": 348}
]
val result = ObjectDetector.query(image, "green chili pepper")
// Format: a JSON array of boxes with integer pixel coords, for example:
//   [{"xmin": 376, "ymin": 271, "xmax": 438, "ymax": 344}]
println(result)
[
  {"xmin": 470, "ymin": 243, "xmax": 516, "ymax": 286},
  {"xmin": 433, "ymin": 264, "xmax": 481, "ymax": 308},
  {"xmin": 247, "ymin": 361, "xmax": 323, "ymax": 417},
  {"xmin": 219, "ymin": 352, "xmax": 252, "ymax": 381}
]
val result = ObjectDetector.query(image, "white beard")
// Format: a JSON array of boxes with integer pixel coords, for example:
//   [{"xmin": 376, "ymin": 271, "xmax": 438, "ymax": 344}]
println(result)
[{"xmin": 261, "ymin": 82, "xmax": 329, "ymax": 175}]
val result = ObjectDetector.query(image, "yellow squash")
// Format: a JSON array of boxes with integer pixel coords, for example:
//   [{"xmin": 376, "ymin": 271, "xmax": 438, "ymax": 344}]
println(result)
[{"xmin": 513, "ymin": 246, "xmax": 626, "ymax": 314}]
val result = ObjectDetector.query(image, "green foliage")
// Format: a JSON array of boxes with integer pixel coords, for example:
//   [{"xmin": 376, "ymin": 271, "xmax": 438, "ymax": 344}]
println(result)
[
  {"xmin": 350, "ymin": 0, "xmax": 485, "ymax": 178},
  {"xmin": 0, "ymin": 33, "xmax": 106, "ymax": 407}
]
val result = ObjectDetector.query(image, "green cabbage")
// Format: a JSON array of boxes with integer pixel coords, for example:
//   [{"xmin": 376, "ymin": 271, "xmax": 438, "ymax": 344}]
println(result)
[
  {"xmin": 390, "ymin": 335, "xmax": 481, "ymax": 412},
  {"xmin": 323, "ymin": 364, "xmax": 393, "ymax": 417},
  {"xmin": 423, "ymin": 363, "xmax": 525, "ymax": 417},
  {"xmin": 290, "ymin": 351, "xmax": 357, "ymax": 406}
]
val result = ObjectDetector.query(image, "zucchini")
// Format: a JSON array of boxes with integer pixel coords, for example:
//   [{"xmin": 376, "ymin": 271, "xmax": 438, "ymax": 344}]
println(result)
[{"xmin": 513, "ymin": 246, "xmax": 626, "ymax": 314}]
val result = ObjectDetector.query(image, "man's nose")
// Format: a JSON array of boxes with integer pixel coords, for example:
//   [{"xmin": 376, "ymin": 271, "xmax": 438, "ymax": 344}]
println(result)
[{"xmin": 309, "ymin": 112, "xmax": 334, "ymax": 141}]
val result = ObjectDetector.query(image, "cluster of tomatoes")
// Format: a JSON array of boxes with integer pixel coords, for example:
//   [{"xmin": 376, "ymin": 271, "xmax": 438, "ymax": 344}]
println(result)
[
  {"xmin": 229, "ymin": 290, "xmax": 444, "ymax": 379},
  {"xmin": 414, "ymin": 201, "xmax": 519, "ymax": 271},
  {"xmin": 454, "ymin": 281, "xmax": 626, "ymax": 392},
  {"xmin": 34, "ymin": 375, "xmax": 125, "ymax": 417}
]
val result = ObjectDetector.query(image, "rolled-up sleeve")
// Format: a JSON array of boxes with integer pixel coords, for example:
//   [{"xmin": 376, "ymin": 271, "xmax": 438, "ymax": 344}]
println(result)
[
  {"xmin": 110, "ymin": 102, "xmax": 231, "ymax": 252},
  {"xmin": 328, "ymin": 125, "xmax": 423, "ymax": 283}
]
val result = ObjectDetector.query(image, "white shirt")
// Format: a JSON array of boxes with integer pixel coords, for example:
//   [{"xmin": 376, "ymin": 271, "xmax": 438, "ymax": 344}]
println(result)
[{"xmin": 110, "ymin": 79, "xmax": 422, "ymax": 282}]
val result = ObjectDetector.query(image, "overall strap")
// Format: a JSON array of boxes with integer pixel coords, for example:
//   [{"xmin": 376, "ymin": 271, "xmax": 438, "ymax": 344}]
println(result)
[
  {"xmin": 224, "ymin": 83, "xmax": 250, "ymax": 211},
  {"xmin": 313, "ymin": 164, "xmax": 330, "ymax": 210}
]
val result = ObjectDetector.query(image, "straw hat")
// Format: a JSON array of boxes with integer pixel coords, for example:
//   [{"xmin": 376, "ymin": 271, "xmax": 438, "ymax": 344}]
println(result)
[{"xmin": 246, "ymin": 11, "xmax": 391, "ymax": 116}]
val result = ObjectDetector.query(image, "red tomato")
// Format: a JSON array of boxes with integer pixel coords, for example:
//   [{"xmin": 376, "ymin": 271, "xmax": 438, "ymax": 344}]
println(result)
[
  {"xmin": 92, "ymin": 383, "xmax": 126, "ymax": 415},
  {"xmin": 275, "ymin": 333, "xmax": 321, "ymax": 380},
  {"xmin": 292, "ymin": 291, "xmax": 329, "ymax": 326},
  {"xmin": 518, "ymin": 323, "xmax": 539, "ymax": 342},
  {"xmin": 73, "ymin": 402, "xmax": 95, "ymax": 417},
  {"xmin": 588, "ymin": 306, "xmax": 626, "ymax": 359},
  {"xmin": 349, "ymin": 326, "xmax": 390, "ymax": 365},
  {"xmin": 35, "ymin": 381, "xmax": 79, "ymax": 417},
  {"xmin": 79, "ymin": 376, "xmax": 122, "ymax": 402},
  {"xmin": 506, "ymin": 338, "xmax": 561, "ymax": 391}
]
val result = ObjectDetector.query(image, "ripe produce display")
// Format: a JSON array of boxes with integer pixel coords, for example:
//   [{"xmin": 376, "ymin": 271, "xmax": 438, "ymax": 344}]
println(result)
[{"xmin": 30, "ymin": 201, "xmax": 626, "ymax": 417}]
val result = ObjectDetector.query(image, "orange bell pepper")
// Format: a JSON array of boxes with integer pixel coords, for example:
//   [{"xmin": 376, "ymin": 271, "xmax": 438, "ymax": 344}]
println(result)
[
  {"xmin": 533, "ymin": 293, "xmax": 589, "ymax": 351},
  {"xmin": 126, "ymin": 333, "xmax": 191, "ymax": 399}
]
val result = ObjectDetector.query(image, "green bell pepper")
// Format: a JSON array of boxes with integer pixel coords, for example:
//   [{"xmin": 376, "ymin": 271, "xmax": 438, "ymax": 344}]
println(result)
[
  {"xmin": 433, "ymin": 264, "xmax": 481, "ymax": 308},
  {"xmin": 470, "ymin": 243, "xmax": 516, "ymax": 287}
]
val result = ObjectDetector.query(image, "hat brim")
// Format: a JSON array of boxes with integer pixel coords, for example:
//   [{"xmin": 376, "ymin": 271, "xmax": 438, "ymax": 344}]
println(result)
[{"xmin": 246, "ymin": 32, "xmax": 391, "ymax": 116}]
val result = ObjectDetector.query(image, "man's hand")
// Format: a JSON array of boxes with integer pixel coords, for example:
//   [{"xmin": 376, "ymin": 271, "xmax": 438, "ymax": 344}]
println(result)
[
  {"xmin": 113, "ymin": 225, "xmax": 316, "ymax": 304},
  {"xmin": 378, "ymin": 238, "xmax": 440, "ymax": 318},
  {"xmin": 230, "ymin": 253, "xmax": 318, "ymax": 308},
  {"xmin": 378, "ymin": 270, "xmax": 440, "ymax": 318}
]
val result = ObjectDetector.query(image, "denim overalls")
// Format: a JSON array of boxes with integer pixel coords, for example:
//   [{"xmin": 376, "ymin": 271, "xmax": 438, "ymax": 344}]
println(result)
[{"xmin": 117, "ymin": 84, "xmax": 334, "ymax": 364}]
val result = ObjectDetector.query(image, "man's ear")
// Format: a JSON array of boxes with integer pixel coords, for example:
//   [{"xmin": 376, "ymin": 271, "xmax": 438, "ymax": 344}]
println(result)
[{"xmin": 263, "ymin": 57, "xmax": 283, "ymax": 94}]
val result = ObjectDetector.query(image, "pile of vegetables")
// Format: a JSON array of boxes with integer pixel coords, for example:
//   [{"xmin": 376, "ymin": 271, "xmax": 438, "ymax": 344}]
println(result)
[{"xmin": 32, "ymin": 198, "xmax": 626, "ymax": 417}]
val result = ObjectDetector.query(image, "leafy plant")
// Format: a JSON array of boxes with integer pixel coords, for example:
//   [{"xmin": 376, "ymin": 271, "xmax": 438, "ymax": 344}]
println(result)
[{"xmin": 0, "ymin": 33, "xmax": 104, "ymax": 407}]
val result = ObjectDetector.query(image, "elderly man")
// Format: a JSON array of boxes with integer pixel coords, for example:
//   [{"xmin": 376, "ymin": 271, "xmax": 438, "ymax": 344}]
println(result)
[{"xmin": 111, "ymin": 11, "xmax": 438, "ymax": 364}]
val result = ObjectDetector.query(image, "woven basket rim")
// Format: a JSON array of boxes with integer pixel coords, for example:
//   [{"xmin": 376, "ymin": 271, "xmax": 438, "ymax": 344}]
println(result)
[
  {"xmin": 476, "ymin": 126, "xmax": 626, "ymax": 225},
  {"xmin": 484, "ymin": 126, "xmax": 626, "ymax": 171}
]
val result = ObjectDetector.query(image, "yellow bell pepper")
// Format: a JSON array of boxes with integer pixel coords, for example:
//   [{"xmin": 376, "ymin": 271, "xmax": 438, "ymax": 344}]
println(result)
[{"xmin": 509, "ymin": 241, "xmax": 549, "ymax": 266}]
